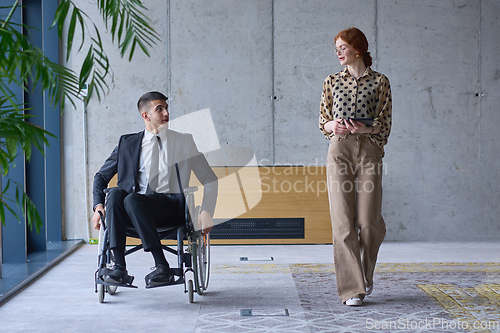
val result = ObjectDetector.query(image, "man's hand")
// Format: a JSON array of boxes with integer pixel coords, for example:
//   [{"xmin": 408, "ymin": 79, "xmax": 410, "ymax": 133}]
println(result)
[
  {"xmin": 198, "ymin": 210, "xmax": 213, "ymax": 235},
  {"xmin": 92, "ymin": 204, "xmax": 105, "ymax": 230}
]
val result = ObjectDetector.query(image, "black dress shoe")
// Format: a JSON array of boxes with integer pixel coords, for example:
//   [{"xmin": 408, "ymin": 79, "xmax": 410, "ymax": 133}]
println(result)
[
  {"xmin": 145, "ymin": 264, "xmax": 174, "ymax": 287},
  {"xmin": 104, "ymin": 265, "xmax": 129, "ymax": 284}
]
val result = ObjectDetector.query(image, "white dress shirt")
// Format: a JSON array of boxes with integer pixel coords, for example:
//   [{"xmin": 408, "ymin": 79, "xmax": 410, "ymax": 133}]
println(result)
[{"xmin": 138, "ymin": 128, "xmax": 169, "ymax": 194}]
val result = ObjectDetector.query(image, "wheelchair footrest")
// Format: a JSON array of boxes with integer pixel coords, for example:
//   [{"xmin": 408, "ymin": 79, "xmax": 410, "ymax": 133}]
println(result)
[
  {"xmin": 145, "ymin": 267, "xmax": 184, "ymax": 289},
  {"xmin": 96, "ymin": 267, "xmax": 138, "ymax": 289},
  {"xmin": 145, "ymin": 276, "xmax": 184, "ymax": 289}
]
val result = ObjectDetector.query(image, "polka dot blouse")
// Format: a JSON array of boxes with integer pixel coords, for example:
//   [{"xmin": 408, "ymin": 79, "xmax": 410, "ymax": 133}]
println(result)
[{"xmin": 319, "ymin": 67, "xmax": 392, "ymax": 154}]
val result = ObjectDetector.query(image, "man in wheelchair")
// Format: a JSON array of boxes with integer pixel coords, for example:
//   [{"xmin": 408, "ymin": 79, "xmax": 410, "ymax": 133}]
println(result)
[{"xmin": 92, "ymin": 91, "xmax": 218, "ymax": 288}]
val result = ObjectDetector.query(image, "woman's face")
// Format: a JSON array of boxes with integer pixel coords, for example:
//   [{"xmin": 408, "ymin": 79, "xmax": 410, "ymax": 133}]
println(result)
[{"xmin": 335, "ymin": 38, "xmax": 358, "ymax": 66}]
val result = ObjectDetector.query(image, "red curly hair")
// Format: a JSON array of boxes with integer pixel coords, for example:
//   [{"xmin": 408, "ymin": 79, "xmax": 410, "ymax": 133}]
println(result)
[{"xmin": 334, "ymin": 27, "xmax": 372, "ymax": 67}]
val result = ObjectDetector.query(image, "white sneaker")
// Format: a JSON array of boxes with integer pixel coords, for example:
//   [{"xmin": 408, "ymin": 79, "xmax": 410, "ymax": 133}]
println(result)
[
  {"xmin": 345, "ymin": 297, "xmax": 362, "ymax": 306},
  {"xmin": 366, "ymin": 285, "xmax": 373, "ymax": 296}
]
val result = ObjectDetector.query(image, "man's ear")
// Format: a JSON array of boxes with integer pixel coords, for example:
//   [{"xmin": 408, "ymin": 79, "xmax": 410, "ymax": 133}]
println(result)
[{"xmin": 141, "ymin": 111, "xmax": 150, "ymax": 121}]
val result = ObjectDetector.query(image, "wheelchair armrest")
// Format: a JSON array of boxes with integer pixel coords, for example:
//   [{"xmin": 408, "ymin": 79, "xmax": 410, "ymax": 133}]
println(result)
[{"xmin": 183, "ymin": 186, "xmax": 198, "ymax": 194}]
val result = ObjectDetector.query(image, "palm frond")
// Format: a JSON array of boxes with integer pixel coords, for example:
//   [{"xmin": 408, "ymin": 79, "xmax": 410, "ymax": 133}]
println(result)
[
  {"xmin": 48, "ymin": 0, "xmax": 159, "ymax": 103},
  {"xmin": 95, "ymin": 0, "xmax": 160, "ymax": 59},
  {"xmin": 0, "ymin": 22, "xmax": 81, "ymax": 108}
]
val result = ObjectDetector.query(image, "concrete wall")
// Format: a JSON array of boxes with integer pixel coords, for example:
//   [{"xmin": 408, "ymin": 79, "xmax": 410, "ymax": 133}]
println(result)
[{"xmin": 63, "ymin": 0, "xmax": 500, "ymax": 242}]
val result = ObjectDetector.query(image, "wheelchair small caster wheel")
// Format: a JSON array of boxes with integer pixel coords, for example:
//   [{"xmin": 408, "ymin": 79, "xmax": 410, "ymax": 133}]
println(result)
[
  {"xmin": 188, "ymin": 280, "xmax": 194, "ymax": 303},
  {"xmin": 98, "ymin": 284, "xmax": 105, "ymax": 303}
]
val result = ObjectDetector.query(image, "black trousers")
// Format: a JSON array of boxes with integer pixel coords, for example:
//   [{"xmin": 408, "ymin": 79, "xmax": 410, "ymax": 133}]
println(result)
[{"xmin": 106, "ymin": 189, "xmax": 184, "ymax": 253}]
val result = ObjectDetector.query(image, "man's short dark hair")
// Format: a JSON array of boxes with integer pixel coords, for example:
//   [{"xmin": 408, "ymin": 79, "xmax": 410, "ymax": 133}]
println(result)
[{"xmin": 137, "ymin": 91, "xmax": 168, "ymax": 113}]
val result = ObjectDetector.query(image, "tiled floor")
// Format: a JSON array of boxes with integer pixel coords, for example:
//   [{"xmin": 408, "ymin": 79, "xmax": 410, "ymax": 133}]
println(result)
[{"xmin": 0, "ymin": 242, "xmax": 499, "ymax": 333}]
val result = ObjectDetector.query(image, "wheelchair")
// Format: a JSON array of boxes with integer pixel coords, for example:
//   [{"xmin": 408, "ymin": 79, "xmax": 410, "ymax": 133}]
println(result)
[{"xmin": 94, "ymin": 182, "xmax": 210, "ymax": 304}]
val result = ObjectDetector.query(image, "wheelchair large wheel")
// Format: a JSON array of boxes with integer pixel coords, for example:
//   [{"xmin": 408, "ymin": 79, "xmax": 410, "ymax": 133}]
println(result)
[
  {"xmin": 198, "ymin": 231, "xmax": 210, "ymax": 291},
  {"xmin": 192, "ymin": 230, "xmax": 210, "ymax": 295}
]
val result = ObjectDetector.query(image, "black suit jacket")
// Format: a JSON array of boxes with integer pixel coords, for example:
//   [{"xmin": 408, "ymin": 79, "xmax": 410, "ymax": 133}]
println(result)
[{"xmin": 92, "ymin": 129, "xmax": 218, "ymax": 215}]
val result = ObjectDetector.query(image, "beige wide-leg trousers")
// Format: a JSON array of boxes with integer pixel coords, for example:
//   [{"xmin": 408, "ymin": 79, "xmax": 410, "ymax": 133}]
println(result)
[{"xmin": 326, "ymin": 134, "xmax": 386, "ymax": 303}]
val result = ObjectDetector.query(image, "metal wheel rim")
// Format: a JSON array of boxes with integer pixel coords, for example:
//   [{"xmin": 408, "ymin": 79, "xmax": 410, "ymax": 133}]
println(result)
[
  {"xmin": 200, "ymin": 232, "xmax": 210, "ymax": 290},
  {"xmin": 196, "ymin": 231, "xmax": 205, "ymax": 290},
  {"xmin": 191, "ymin": 205, "xmax": 204, "ymax": 294},
  {"xmin": 196, "ymin": 230, "xmax": 210, "ymax": 291}
]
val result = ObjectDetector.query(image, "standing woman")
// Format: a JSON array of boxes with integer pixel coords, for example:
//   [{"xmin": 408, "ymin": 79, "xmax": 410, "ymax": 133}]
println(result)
[{"xmin": 319, "ymin": 27, "xmax": 392, "ymax": 306}]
